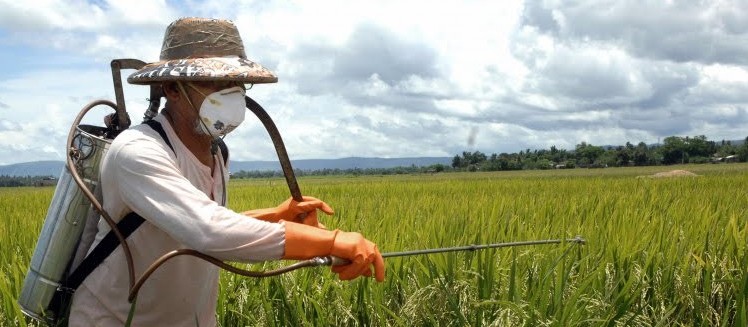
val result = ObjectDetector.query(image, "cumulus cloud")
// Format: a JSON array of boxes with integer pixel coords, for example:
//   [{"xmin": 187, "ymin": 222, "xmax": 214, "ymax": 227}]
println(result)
[
  {"xmin": 0, "ymin": 0, "xmax": 173, "ymax": 63},
  {"xmin": 0, "ymin": 0, "xmax": 747, "ymax": 166},
  {"xmin": 0, "ymin": 119, "xmax": 20, "ymax": 131},
  {"xmin": 331, "ymin": 24, "xmax": 439, "ymax": 85},
  {"xmin": 521, "ymin": 1, "xmax": 748, "ymax": 65},
  {"xmin": 284, "ymin": 23, "xmax": 442, "ymax": 105},
  {"xmin": 510, "ymin": 0, "xmax": 748, "ymax": 144},
  {"xmin": 0, "ymin": 0, "xmax": 172, "ymax": 31}
]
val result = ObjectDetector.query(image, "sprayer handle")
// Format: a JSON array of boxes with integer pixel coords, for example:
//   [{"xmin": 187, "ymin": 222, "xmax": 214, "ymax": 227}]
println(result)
[{"xmin": 324, "ymin": 255, "xmax": 351, "ymax": 266}]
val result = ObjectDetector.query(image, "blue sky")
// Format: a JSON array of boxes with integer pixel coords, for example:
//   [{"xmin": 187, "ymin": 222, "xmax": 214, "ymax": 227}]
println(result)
[{"xmin": 1, "ymin": 0, "xmax": 747, "ymax": 165}]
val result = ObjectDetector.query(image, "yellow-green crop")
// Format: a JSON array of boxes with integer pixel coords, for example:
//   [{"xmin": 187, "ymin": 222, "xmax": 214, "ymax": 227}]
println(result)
[{"xmin": 2, "ymin": 164, "xmax": 746, "ymax": 326}]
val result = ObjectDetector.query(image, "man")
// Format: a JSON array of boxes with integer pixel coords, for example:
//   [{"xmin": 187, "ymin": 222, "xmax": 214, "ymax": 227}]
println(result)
[{"xmin": 68, "ymin": 17, "xmax": 384, "ymax": 326}]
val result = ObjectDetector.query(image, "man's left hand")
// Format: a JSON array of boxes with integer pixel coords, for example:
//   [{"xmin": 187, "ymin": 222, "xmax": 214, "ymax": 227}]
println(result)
[{"xmin": 243, "ymin": 196, "xmax": 333, "ymax": 228}]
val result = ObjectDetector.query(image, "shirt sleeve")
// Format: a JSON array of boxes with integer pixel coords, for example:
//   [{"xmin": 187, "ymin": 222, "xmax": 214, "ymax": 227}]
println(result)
[{"xmin": 108, "ymin": 137, "xmax": 285, "ymax": 262}]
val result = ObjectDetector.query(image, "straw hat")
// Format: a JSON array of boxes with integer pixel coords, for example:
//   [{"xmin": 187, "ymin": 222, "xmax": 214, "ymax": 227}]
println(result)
[{"xmin": 128, "ymin": 17, "xmax": 277, "ymax": 85}]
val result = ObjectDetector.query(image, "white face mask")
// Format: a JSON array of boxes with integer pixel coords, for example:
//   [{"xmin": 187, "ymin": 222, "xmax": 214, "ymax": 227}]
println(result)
[{"xmin": 187, "ymin": 84, "xmax": 247, "ymax": 137}]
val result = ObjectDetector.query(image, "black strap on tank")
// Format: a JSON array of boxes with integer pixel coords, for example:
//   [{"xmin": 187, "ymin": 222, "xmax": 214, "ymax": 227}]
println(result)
[
  {"xmin": 47, "ymin": 211, "xmax": 146, "ymax": 322},
  {"xmin": 60, "ymin": 211, "xmax": 146, "ymax": 292}
]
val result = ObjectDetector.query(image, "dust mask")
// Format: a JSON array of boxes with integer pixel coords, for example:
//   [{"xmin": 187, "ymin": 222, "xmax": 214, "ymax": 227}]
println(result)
[{"xmin": 187, "ymin": 84, "xmax": 247, "ymax": 137}]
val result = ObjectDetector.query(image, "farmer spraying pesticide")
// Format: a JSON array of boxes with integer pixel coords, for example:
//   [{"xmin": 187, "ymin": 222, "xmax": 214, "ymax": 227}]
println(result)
[
  {"xmin": 19, "ymin": 17, "xmax": 384, "ymax": 326},
  {"xmin": 19, "ymin": 16, "xmax": 586, "ymax": 327}
]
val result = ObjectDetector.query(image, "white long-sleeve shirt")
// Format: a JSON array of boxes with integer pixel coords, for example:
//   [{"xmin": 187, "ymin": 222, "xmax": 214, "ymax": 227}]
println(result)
[{"xmin": 69, "ymin": 114, "xmax": 286, "ymax": 326}]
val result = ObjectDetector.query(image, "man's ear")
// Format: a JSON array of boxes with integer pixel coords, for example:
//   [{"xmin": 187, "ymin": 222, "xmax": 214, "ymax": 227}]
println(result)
[{"xmin": 162, "ymin": 82, "xmax": 180, "ymax": 100}]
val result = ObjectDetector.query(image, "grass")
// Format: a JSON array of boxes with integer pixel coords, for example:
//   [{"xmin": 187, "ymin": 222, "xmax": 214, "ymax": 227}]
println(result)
[{"xmin": 2, "ymin": 163, "xmax": 747, "ymax": 326}]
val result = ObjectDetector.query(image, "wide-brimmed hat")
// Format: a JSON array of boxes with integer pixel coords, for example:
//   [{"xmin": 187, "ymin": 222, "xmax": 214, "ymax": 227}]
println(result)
[{"xmin": 128, "ymin": 17, "xmax": 277, "ymax": 85}]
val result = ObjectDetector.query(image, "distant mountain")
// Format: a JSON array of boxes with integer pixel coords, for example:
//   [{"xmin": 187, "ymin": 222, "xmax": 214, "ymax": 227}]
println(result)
[
  {"xmin": 722, "ymin": 139, "xmax": 745, "ymax": 146},
  {"xmin": 0, "ymin": 161, "xmax": 65, "ymax": 177},
  {"xmin": 0, "ymin": 157, "xmax": 453, "ymax": 177},
  {"xmin": 229, "ymin": 157, "xmax": 452, "ymax": 172}
]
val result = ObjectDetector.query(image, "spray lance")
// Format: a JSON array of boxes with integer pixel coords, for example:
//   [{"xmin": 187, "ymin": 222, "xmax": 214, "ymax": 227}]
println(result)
[{"xmin": 129, "ymin": 236, "xmax": 585, "ymax": 300}]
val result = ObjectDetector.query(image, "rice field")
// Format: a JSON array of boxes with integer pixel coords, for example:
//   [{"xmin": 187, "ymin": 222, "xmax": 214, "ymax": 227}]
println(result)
[{"xmin": 1, "ymin": 164, "xmax": 747, "ymax": 326}]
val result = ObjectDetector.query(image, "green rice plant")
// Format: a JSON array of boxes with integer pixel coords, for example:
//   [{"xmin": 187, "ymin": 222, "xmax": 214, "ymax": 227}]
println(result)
[
  {"xmin": 2, "ymin": 163, "xmax": 747, "ymax": 326},
  {"xmin": 0, "ymin": 187, "xmax": 51, "ymax": 327}
]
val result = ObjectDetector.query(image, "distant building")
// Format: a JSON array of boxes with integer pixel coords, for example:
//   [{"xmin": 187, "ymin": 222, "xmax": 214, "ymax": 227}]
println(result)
[
  {"xmin": 712, "ymin": 155, "xmax": 739, "ymax": 163},
  {"xmin": 35, "ymin": 177, "xmax": 57, "ymax": 187}
]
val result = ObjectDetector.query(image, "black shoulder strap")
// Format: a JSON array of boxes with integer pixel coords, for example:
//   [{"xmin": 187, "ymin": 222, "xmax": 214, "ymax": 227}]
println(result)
[
  {"xmin": 217, "ymin": 138, "xmax": 229, "ymax": 163},
  {"xmin": 144, "ymin": 119, "xmax": 176, "ymax": 155},
  {"xmin": 63, "ymin": 212, "xmax": 145, "ymax": 290},
  {"xmin": 145, "ymin": 119, "xmax": 229, "ymax": 163},
  {"xmin": 48, "ymin": 212, "xmax": 146, "ymax": 319}
]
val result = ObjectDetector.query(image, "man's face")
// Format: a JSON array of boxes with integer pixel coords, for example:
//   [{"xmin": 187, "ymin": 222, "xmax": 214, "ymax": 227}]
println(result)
[
  {"xmin": 179, "ymin": 81, "xmax": 246, "ymax": 111},
  {"xmin": 179, "ymin": 81, "xmax": 247, "ymax": 137}
]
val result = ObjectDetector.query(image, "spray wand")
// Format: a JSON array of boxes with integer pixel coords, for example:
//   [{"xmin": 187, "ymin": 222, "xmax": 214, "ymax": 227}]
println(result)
[{"xmin": 128, "ymin": 235, "xmax": 585, "ymax": 300}]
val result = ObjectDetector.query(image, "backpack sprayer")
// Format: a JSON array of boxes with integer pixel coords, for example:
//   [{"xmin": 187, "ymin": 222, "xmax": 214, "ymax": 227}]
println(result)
[
  {"xmin": 18, "ymin": 59, "xmax": 160, "ymax": 323},
  {"xmin": 18, "ymin": 58, "xmax": 585, "ymax": 324}
]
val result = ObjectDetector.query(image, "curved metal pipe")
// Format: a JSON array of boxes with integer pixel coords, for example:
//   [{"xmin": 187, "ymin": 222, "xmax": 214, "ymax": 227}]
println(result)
[
  {"xmin": 128, "ymin": 251, "xmax": 329, "ymax": 301},
  {"xmin": 245, "ymin": 96, "xmax": 303, "ymax": 204},
  {"xmin": 110, "ymin": 59, "xmax": 148, "ymax": 130},
  {"xmin": 129, "ymin": 236, "xmax": 588, "ymax": 301}
]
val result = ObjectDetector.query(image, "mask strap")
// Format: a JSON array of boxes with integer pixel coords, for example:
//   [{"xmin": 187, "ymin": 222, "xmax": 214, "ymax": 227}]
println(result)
[
  {"xmin": 185, "ymin": 82, "xmax": 210, "ymax": 97},
  {"xmin": 176, "ymin": 82, "xmax": 200, "ymax": 114}
]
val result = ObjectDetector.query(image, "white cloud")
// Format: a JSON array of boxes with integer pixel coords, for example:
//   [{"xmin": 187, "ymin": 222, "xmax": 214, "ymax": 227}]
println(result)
[
  {"xmin": 0, "ymin": 0, "xmax": 747, "ymax": 166},
  {"xmin": 0, "ymin": 0, "xmax": 173, "ymax": 31},
  {"xmin": 0, "ymin": 0, "xmax": 106, "ymax": 31}
]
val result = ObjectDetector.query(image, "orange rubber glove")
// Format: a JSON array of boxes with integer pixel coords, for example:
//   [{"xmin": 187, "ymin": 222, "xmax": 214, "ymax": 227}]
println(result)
[
  {"xmin": 242, "ymin": 196, "xmax": 333, "ymax": 228},
  {"xmin": 282, "ymin": 221, "xmax": 385, "ymax": 282}
]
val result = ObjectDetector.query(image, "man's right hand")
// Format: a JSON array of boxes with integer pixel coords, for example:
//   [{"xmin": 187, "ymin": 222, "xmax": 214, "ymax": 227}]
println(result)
[{"xmin": 282, "ymin": 221, "xmax": 385, "ymax": 282}]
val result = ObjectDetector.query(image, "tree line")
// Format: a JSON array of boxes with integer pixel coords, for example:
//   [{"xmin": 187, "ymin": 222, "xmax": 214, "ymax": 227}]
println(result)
[
  {"xmin": 1, "ymin": 135, "xmax": 746, "ymax": 186},
  {"xmin": 451, "ymin": 135, "xmax": 748, "ymax": 171},
  {"xmin": 230, "ymin": 165, "xmax": 450, "ymax": 179},
  {"xmin": 232, "ymin": 135, "xmax": 748, "ymax": 178},
  {"xmin": 0, "ymin": 175, "xmax": 57, "ymax": 187}
]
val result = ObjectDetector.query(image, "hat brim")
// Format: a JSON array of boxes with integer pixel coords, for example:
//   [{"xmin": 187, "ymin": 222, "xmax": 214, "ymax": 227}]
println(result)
[{"xmin": 127, "ymin": 56, "xmax": 278, "ymax": 85}]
